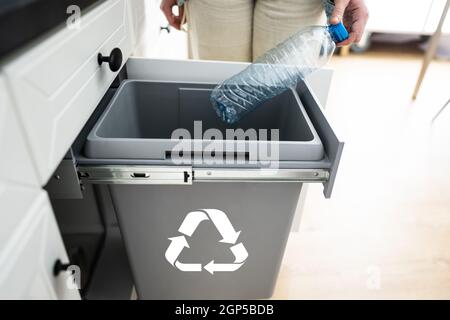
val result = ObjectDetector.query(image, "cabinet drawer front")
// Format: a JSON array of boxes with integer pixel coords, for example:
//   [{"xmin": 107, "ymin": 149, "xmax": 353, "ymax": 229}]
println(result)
[
  {"xmin": 39, "ymin": 194, "xmax": 81, "ymax": 300},
  {"xmin": 0, "ymin": 188, "xmax": 80, "ymax": 300},
  {"xmin": 4, "ymin": 0, "xmax": 132, "ymax": 185},
  {"xmin": 0, "ymin": 76, "xmax": 39, "ymax": 187}
]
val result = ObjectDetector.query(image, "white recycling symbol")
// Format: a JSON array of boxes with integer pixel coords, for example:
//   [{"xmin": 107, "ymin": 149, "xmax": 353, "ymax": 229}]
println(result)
[{"xmin": 165, "ymin": 209, "xmax": 248, "ymax": 274}]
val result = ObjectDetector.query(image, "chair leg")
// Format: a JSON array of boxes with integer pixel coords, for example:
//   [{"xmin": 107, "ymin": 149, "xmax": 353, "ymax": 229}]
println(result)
[
  {"xmin": 412, "ymin": 0, "xmax": 450, "ymax": 100},
  {"xmin": 412, "ymin": 40, "xmax": 438, "ymax": 100},
  {"xmin": 340, "ymin": 45, "xmax": 351, "ymax": 56},
  {"xmin": 431, "ymin": 97, "xmax": 450, "ymax": 124}
]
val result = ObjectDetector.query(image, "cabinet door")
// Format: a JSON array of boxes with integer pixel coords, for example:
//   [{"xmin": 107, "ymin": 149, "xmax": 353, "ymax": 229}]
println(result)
[
  {"xmin": 4, "ymin": 0, "xmax": 132, "ymax": 185},
  {"xmin": 0, "ymin": 75, "xmax": 39, "ymax": 187},
  {"xmin": 0, "ymin": 185, "xmax": 80, "ymax": 300}
]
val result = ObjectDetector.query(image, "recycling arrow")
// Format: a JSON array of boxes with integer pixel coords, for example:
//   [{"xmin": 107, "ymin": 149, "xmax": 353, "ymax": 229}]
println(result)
[
  {"xmin": 175, "ymin": 261, "xmax": 202, "ymax": 272},
  {"xmin": 178, "ymin": 211, "xmax": 209, "ymax": 237},
  {"xmin": 165, "ymin": 236, "xmax": 189, "ymax": 266},
  {"xmin": 164, "ymin": 209, "xmax": 248, "ymax": 274},
  {"xmin": 204, "ymin": 261, "xmax": 244, "ymax": 275},
  {"xmin": 202, "ymin": 209, "xmax": 241, "ymax": 244},
  {"xmin": 230, "ymin": 243, "xmax": 248, "ymax": 264},
  {"xmin": 203, "ymin": 243, "xmax": 248, "ymax": 274}
]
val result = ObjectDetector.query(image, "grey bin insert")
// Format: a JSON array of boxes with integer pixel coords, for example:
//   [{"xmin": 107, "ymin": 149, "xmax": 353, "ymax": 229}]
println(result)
[
  {"xmin": 85, "ymin": 80, "xmax": 324, "ymax": 161},
  {"xmin": 82, "ymin": 80, "xmax": 330, "ymax": 299}
]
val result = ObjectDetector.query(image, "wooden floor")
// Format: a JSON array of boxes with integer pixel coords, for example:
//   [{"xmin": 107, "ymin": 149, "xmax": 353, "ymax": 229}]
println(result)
[
  {"xmin": 273, "ymin": 45, "xmax": 450, "ymax": 299},
  {"xmin": 138, "ymin": 31, "xmax": 450, "ymax": 299}
]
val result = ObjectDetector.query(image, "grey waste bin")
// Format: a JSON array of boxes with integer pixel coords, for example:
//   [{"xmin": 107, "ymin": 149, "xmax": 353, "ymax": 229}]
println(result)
[{"xmin": 79, "ymin": 80, "xmax": 336, "ymax": 300}]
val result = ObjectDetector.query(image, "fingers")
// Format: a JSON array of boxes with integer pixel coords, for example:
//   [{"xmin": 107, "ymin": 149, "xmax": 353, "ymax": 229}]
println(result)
[
  {"xmin": 160, "ymin": 0, "xmax": 183, "ymax": 30},
  {"xmin": 351, "ymin": 7, "xmax": 369, "ymax": 42},
  {"xmin": 335, "ymin": 32, "xmax": 357, "ymax": 47},
  {"xmin": 160, "ymin": 0, "xmax": 175, "ymax": 27},
  {"xmin": 330, "ymin": 0, "xmax": 350, "ymax": 24},
  {"xmin": 333, "ymin": 0, "xmax": 369, "ymax": 46},
  {"xmin": 351, "ymin": 22, "xmax": 365, "ymax": 43},
  {"xmin": 173, "ymin": 5, "xmax": 185, "ymax": 30}
]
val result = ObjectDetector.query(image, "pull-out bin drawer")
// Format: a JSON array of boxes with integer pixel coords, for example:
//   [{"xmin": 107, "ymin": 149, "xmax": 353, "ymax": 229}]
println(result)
[
  {"xmin": 85, "ymin": 80, "xmax": 324, "ymax": 162},
  {"xmin": 72, "ymin": 58, "xmax": 343, "ymax": 300}
]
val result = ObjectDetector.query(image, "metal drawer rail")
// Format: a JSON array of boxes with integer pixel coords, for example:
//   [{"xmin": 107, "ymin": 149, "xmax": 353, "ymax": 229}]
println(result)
[{"xmin": 78, "ymin": 166, "xmax": 329, "ymax": 185}]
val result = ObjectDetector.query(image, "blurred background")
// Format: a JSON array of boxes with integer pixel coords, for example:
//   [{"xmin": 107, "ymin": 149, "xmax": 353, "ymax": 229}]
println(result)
[{"xmin": 142, "ymin": 0, "xmax": 450, "ymax": 299}]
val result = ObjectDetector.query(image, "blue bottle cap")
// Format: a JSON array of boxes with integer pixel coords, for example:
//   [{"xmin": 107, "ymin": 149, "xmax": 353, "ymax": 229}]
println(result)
[{"xmin": 328, "ymin": 22, "xmax": 349, "ymax": 43}]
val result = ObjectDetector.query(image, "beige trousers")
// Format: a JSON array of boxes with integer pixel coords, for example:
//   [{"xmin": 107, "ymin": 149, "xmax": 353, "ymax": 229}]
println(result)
[{"xmin": 186, "ymin": 0, "xmax": 326, "ymax": 62}]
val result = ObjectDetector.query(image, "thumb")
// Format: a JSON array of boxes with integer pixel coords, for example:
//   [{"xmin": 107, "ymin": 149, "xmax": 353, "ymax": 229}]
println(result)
[{"xmin": 330, "ymin": 0, "xmax": 349, "ymax": 24}]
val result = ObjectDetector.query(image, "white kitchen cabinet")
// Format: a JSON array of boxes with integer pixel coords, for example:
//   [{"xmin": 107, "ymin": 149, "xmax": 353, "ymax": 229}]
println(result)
[
  {"xmin": 0, "ymin": 76, "xmax": 39, "ymax": 187},
  {"xmin": 3, "ymin": 0, "xmax": 132, "ymax": 186},
  {"xmin": 0, "ymin": 185, "xmax": 80, "ymax": 300}
]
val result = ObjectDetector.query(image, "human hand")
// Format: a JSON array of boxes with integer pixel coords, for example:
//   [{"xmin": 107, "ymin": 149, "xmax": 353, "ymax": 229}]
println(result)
[
  {"xmin": 160, "ymin": 0, "xmax": 185, "ymax": 30},
  {"xmin": 330, "ymin": 0, "xmax": 369, "ymax": 46}
]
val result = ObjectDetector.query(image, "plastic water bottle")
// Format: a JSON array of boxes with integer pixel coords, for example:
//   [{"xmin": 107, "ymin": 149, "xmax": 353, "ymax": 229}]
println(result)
[{"xmin": 210, "ymin": 22, "xmax": 349, "ymax": 124}]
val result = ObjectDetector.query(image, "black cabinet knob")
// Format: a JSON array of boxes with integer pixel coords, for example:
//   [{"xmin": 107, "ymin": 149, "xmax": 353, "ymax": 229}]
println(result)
[
  {"xmin": 98, "ymin": 48, "xmax": 123, "ymax": 72},
  {"xmin": 53, "ymin": 259, "xmax": 71, "ymax": 277}
]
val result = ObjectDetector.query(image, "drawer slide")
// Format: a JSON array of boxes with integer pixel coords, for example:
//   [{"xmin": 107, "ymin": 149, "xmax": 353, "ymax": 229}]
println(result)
[
  {"xmin": 78, "ymin": 166, "xmax": 193, "ymax": 185},
  {"xmin": 77, "ymin": 165, "xmax": 329, "ymax": 185}
]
